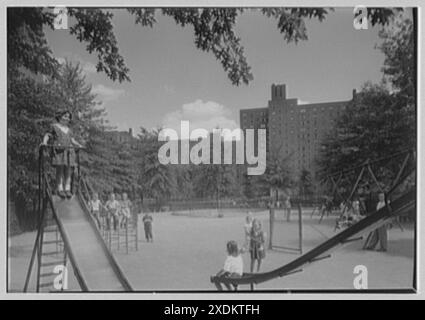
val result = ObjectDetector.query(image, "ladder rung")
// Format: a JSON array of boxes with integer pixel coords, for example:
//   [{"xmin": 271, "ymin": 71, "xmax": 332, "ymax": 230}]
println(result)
[
  {"xmin": 39, "ymin": 282, "xmax": 54, "ymax": 288},
  {"xmin": 41, "ymin": 261, "xmax": 64, "ymax": 267},
  {"xmin": 44, "ymin": 227, "xmax": 58, "ymax": 233},
  {"xmin": 40, "ymin": 272, "xmax": 56, "ymax": 277},
  {"xmin": 43, "ymin": 240, "xmax": 62, "ymax": 245},
  {"xmin": 42, "ymin": 251, "xmax": 61, "ymax": 256}
]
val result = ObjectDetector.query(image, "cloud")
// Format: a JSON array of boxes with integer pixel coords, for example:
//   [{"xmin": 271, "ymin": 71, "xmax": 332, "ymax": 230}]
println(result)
[
  {"xmin": 82, "ymin": 61, "xmax": 97, "ymax": 74},
  {"xmin": 56, "ymin": 57, "xmax": 66, "ymax": 65},
  {"xmin": 92, "ymin": 84, "xmax": 125, "ymax": 105},
  {"xmin": 162, "ymin": 99, "xmax": 239, "ymax": 136}
]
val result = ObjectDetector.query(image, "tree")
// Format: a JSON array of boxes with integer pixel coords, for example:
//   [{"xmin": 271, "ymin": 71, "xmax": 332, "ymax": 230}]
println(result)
[
  {"xmin": 8, "ymin": 75, "xmax": 56, "ymax": 230},
  {"xmin": 85, "ymin": 128, "xmax": 139, "ymax": 197},
  {"xmin": 377, "ymin": 15, "xmax": 415, "ymax": 106},
  {"xmin": 7, "ymin": 60, "xmax": 108, "ymax": 228},
  {"xmin": 137, "ymin": 128, "xmax": 174, "ymax": 211},
  {"xmin": 318, "ymin": 82, "xmax": 414, "ymax": 194},
  {"xmin": 261, "ymin": 154, "xmax": 295, "ymax": 196},
  {"xmin": 8, "ymin": 7, "xmax": 400, "ymax": 86},
  {"xmin": 298, "ymin": 168, "xmax": 314, "ymax": 199},
  {"xmin": 318, "ymin": 13, "xmax": 415, "ymax": 183},
  {"xmin": 170, "ymin": 165, "xmax": 194, "ymax": 200}
]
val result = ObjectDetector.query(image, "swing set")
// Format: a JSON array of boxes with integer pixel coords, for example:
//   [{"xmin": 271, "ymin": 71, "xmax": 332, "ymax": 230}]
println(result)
[
  {"xmin": 210, "ymin": 148, "xmax": 415, "ymax": 291},
  {"xmin": 312, "ymin": 149, "xmax": 414, "ymax": 230}
]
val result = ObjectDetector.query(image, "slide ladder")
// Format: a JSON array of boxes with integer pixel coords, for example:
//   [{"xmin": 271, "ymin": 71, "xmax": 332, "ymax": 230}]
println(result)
[{"xmin": 24, "ymin": 146, "xmax": 133, "ymax": 292}]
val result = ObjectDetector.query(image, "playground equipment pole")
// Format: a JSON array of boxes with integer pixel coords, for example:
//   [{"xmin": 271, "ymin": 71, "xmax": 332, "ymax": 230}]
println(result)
[
  {"xmin": 268, "ymin": 189, "xmax": 276, "ymax": 250},
  {"xmin": 268, "ymin": 204, "xmax": 274, "ymax": 250},
  {"xmin": 298, "ymin": 203, "xmax": 303, "ymax": 254}
]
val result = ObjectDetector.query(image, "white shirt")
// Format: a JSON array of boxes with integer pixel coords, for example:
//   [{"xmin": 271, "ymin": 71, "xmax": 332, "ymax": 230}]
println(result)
[
  {"xmin": 223, "ymin": 255, "xmax": 243, "ymax": 275},
  {"xmin": 376, "ymin": 200, "xmax": 387, "ymax": 211},
  {"xmin": 90, "ymin": 199, "xmax": 101, "ymax": 211},
  {"xmin": 106, "ymin": 200, "xmax": 120, "ymax": 215},
  {"xmin": 54, "ymin": 123, "xmax": 70, "ymax": 134}
]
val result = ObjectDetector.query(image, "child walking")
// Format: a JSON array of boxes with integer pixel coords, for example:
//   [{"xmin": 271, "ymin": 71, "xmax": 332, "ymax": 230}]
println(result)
[
  {"xmin": 42, "ymin": 111, "xmax": 83, "ymax": 198},
  {"xmin": 212, "ymin": 240, "xmax": 243, "ymax": 291},
  {"xmin": 142, "ymin": 211, "xmax": 153, "ymax": 242}
]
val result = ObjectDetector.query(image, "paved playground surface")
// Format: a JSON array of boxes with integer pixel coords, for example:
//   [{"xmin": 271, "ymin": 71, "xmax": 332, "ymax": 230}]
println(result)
[{"xmin": 8, "ymin": 208, "xmax": 415, "ymax": 292}]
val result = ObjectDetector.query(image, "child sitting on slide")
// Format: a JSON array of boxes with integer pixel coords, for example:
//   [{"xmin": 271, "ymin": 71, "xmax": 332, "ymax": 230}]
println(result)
[{"xmin": 212, "ymin": 240, "xmax": 243, "ymax": 291}]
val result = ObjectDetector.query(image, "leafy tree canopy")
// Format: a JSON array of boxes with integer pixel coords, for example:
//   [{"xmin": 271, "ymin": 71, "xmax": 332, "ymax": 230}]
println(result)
[{"xmin": 8, "ymin": 7, "xmax": 400, "ymax": 86}]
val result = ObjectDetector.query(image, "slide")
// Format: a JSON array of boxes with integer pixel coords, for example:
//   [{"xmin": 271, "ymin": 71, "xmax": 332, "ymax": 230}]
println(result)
[
  {"xmin": 212, "ymin": 188, "xmax": 416, "ymax": 287},
  {"xmin": 48, "ymin": 191, "xmax": 133, "ymax": 291}
]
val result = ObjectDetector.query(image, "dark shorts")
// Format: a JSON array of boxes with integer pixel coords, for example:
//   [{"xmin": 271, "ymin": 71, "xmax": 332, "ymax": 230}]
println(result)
[{"xmin": 250, "ymin": 247, "xmax": 265, "ymax": 260}]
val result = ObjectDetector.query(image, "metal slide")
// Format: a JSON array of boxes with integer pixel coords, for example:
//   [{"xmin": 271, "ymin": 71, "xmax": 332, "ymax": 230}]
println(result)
[
  {"xmin": 49, "ymin": 189, "xmax": 133, "ymax": 291},
  {"xmin": 212, "ymin": 188, "xmax": 415, "ymax": 288}
]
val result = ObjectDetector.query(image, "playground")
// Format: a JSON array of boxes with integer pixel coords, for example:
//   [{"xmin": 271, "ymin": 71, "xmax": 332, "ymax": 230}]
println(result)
[
  {"xmin": 7, "ymin": 145, "xmax": 415, "ymax": 293},
  {"xmin": 7, "ymin": 7, "xmax": 417, "ymax": 296},
  {"xmin": 9, "ymin": 206, "xmax": 414, "ymax": 291}
]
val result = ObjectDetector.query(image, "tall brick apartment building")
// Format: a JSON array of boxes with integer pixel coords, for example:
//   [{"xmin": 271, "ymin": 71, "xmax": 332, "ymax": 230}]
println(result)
[{"xmin": 240, "ymin": 84, "xmax": 355, "ymax": 180}]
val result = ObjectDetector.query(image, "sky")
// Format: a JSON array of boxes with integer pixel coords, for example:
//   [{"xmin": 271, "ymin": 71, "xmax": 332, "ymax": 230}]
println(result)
[{"xmin": 45, "ymin": 7, "xmax": 391, "ymax": 135}]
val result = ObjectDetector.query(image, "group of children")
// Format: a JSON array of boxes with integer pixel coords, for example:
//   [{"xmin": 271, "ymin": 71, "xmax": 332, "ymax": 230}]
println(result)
[
  {"xmin": 89, "ymin": 192, "xmax": 154, "ymax": 242},
  {"xmin": 89, "ymin": 192, "xmax": 133, "ymax": 230},
  {"xmin": 336, "ymin": 198, "xmax": 363, "ymax": 229},
  {"xmin": 333, "ymin": 192, "xmax": 391, "ymax": 251},
  {"xmin": 213, "ymin": 212, "xmax": 267, "ymax": 291}
]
